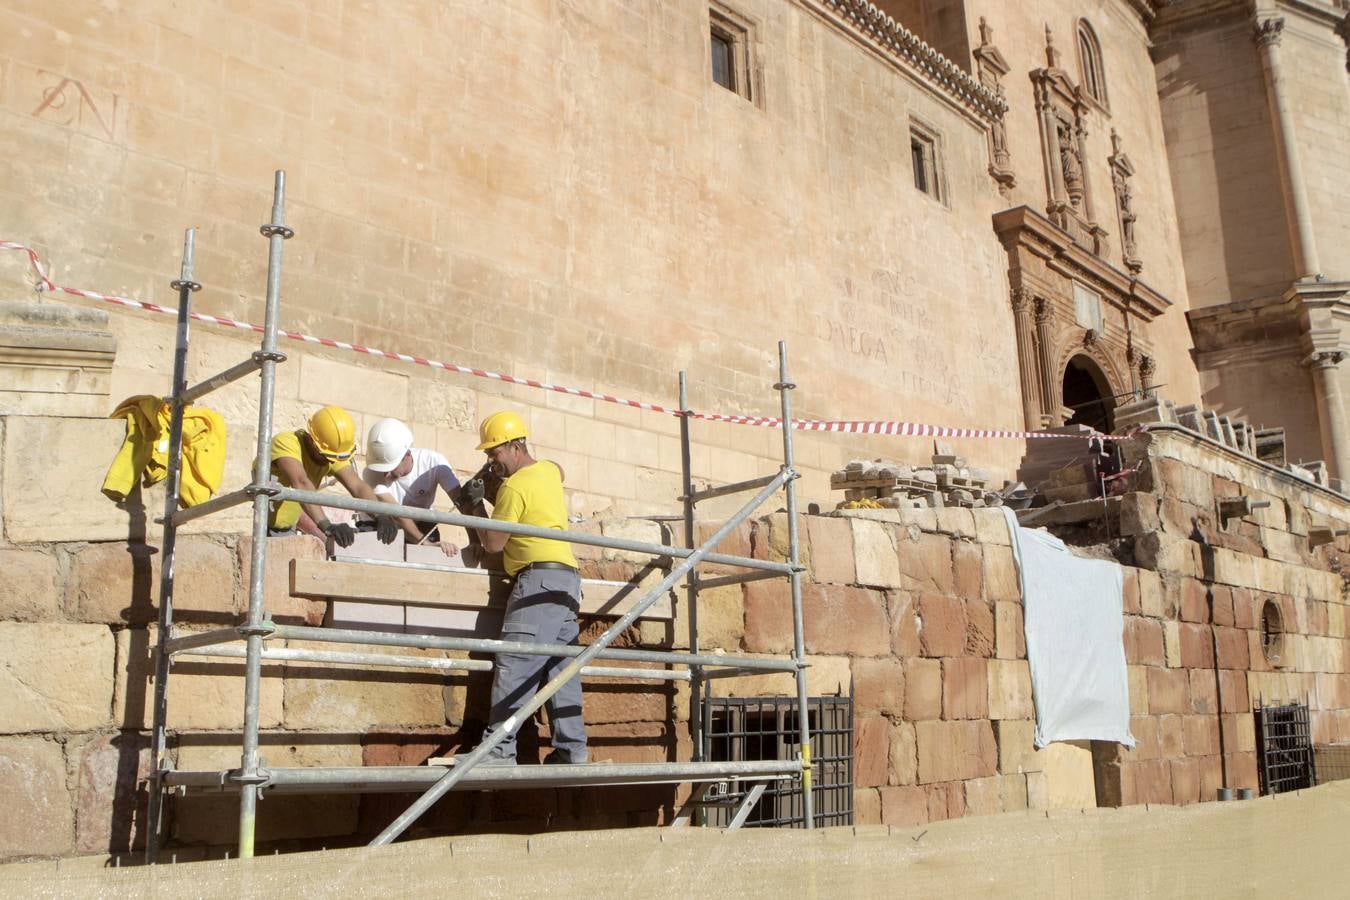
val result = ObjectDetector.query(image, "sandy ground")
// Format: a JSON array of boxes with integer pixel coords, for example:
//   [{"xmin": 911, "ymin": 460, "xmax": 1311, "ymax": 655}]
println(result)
[{"xmin": 2, "ymin": 780, "xmax": 1348, "ymax": 898}]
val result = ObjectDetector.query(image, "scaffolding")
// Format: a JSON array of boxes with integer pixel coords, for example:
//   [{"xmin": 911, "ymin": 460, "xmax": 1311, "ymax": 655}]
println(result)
[{"xmin": 143, "ymin": 171, "xmax": 816, "ymax": 861}]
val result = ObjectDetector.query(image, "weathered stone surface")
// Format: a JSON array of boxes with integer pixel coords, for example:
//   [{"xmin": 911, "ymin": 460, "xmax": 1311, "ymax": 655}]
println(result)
[
  {"xmin": 742, "ymin": 579, "xmax": 791, "ymax": 653},
  {"xmin": 852, "ymin": 657, "xmax": 904, "ymax": 716},
  {"xmin": 1128, "ymin": 616, "xmax": 1166, "ymax": 666},
  {"xmin": 994, "ymin": 601, "xmax": 1025, "ymax": 660},
  {"xmin": 995, "ymin": 719, "xmax": 1043, "ymax": 774},
  {"xmin": 964, "ymin": 599, "xmax": 995, "ymax": 657},
  {"xmin": 1128, "ymin": 665, "xmax": 1150, "ymax": 717},
  {"xmin": 987, "ymin": 659, "xmax": 1034, "ymax": 720},
  {"xmin": 878, "ymin": 785, "xmax": 927, "ymax": 827},
  {"xmin": 752, "ymin": 513, "xmax": 810, "ymax": 570},
  {"xmin": 1179, "ymin": 623, "xmax": 1215, "ymax": 668},
  {"xmin": 854, "ymin": 715, "xmax": 889, "ymax": 788},
  {"xmin": 1128, "ymin": 715, "xmax": 1160, "ymax": 760},
  {"xmin": 236, "ymin": 533, "xmax": 327, "ymax": 625},
  {"xmin": 1170, "ymin": 757, "xmax": 1201, "ymax": 804},
  {"xmin": 114, "ymin": 627, "xmax": 283, "ymax": 730},
  {"xmin": 1162, "ymin": 620, "xmax": 1183, "ymax": 667},
  {"xmin": 963, "ymin": 774, "xmax": 1002, "ymax": 816},
  {"xmin": 924, "ymin": 780, "xmax": 966, "ymax": 821},
  {"xmin": 802, "ymin": 584, "xmax": 889, "ymax": 657},
  {"xmin": 68, "ymin": 538, "xmax": 238, "ymax": 626},
  {"xmin": 707, "ymin": 654, "xmax": 850, "ymax": 699},
  {"xmin": 853, "ymin": 786, "xmax": 882, "ymax": 825},
  {"xmin": 1041, "ymin": 741, "xmax": 1097, "ymax": 809},
  {"xmin": 674, "ymin": 583, "xmax": 744, "ymax": 653},
  {"xmin": 981, "ymin": 545, "xmax": 1020, "ymax": 602},
  {"xmin": 1131, "ymin": 758, "xmax": 1173, "ymax": 804},
  {"xmin": 1138, "ymin": 569, "xmax": 1166, "ymax": 618},
  {"xmin": 1183, "ymin": 714, "xmax": 1220, "ymax": 757},
  {"xmin": 1147, "ymin": 667, "xmax": 1190, "ymax": 715},
  {"xmin": 914, "ymin": 719, "xmax": 996, "ymax": 783},
  {"xmin": 1215, "ymin": 626, "xmax": 1250, "ymax": 670},
  {"xmin": 851, "ymin": 519, "xmax": 901, "ymax": 589},
  {"xmin": 1187, "ymin": 668, "xmax": 1217, "ymax": 714},
  {"xmin": 283, "ymin": 641, "xmax": 450, "ymax": 729},
  {"xmin": 917, "ymin": 593, "xmax": 965, "ymax": 657},
  {"xmin": 0, "ymin": 736, "xmax": 73, "ymax": 857},
  {"xmin": 902, "ymin": 657, "xmax": 942, "ymax": 721},
  {"xmin": 972, "ymin": 508, "xmax": 1012, "ymax": 546},
  {"xmin": 2, "ymin": 416, "xmax": 131, "ymax": 542},
  {"xmin": 895, "ymin": 530, "xmax": 954, "ymax": 594},
  {"xmin": 888, "ymin": 720, "xmax": 917, "ymax": 785},
  {"xmin": 0, "ymin": 548, "xmax": 61, "ymax": 621},
  {"xmin": 804, "ymin": 514, "xmax": 854, "ymax": 585},
  {"xmin": 73, "ymin": 731, "xmax": 150, "ymax": 854},
  {"xmin": 1158, "ymin": 714, "xmax": 1185, "ymax": 758},
  {"xmin": 1179, "ymin": 578, "xmax": 1209, "ymax": 623},
  {"xmin": 0, "ymin": 622, "xmax": 114, "ymax": 733},
  {"xmin": 888, "ymin": 591, "xmax": 922, "ymax": 656},
  {"xmin": 692, "ymin": 519, "xmax": 754, "ymax": 575},
  {"xmin": 934, "ymin": 508, "xmax": 975, "ymax": 539},
  {"xmin": 942, "ymin": 657, "xmax": 988, "ymax": 720},
  {"xmin": 1122, "ymin": 567, "xmax": 1141, "ymax": 615},
  {"xmin": 951, "ymin": 541, "xmax": 983, "ymax": 602}
]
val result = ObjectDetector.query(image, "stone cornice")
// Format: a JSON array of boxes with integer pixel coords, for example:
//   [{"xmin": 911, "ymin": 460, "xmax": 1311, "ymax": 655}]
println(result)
[
  {"xmin": 1186, "ymin": 281, "xmax": 1350, "ymax": 355},
  {"xmin": 1151, "ymin": 0, "xmax": 1349, "ymax": 39},
  {"xmin": 801, "ymin": 0, "xmax": 1006, "ymax": 122},
  {"xmin": 992, "ymin": 205, "xmax": 1173, "ymax": 320}
]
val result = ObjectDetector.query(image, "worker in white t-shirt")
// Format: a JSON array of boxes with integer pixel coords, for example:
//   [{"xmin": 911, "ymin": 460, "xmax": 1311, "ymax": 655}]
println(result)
[{"xmin": 361, "ymin": 418, "xmax": 464, "ymax": 556}]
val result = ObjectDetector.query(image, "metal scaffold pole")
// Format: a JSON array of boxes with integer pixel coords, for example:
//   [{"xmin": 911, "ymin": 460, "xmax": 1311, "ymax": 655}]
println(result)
[
  {"xmin": 678, "ymin": 372, "xmax": 704, "ymax": 766},
  {"xmin": 237, "ymin": 171, "xmax": 293, "ymax": 858},
  {"xmin": 776, "ymin": 341, "xmax": 814, "ymax": 829},
  {"xmin": 145, "ymin": 228, "xmax": 201, "ymax": 863}
]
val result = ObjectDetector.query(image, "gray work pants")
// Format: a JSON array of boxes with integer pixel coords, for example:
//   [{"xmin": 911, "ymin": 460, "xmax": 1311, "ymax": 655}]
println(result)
[{"xmin": 487, "ymin": 566, "xmax": 587, "ymax": 760}]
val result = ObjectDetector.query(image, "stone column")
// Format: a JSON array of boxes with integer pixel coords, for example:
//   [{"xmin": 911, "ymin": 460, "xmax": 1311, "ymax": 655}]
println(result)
[
  {"xmin": 1254, "ymin": 16, "xmax": 1322, "ymax": 280},
  {"xmin": 1034, "ymin": 297, "xmax": 1058, "ymax": 426},
  {"xmin": 1011, "ymin": 288, "xmax": 1041, "ymax": 430},
  {"xmin": 1139, "ymin": 354, "xmax": 1156, "ymax": 395},
  {"xmin": 1306, "ymin": 350, "xmax": 1350, "ymax": 481}
]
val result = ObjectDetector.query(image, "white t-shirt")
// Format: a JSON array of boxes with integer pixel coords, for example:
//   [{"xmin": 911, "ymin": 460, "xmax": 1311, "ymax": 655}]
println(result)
[{"xmin": 361, "ymin": 447, "xmax": 461, "ymax": 510}]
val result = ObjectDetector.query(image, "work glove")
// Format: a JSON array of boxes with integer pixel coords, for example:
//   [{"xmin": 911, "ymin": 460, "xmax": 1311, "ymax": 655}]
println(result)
[
  {"xmin": 319, "ymin": 519, "xmax": 356, "ymax": 548},
  {"xmin": 375, "ymin": 515, "xmax": 399, "ymax": 545}
]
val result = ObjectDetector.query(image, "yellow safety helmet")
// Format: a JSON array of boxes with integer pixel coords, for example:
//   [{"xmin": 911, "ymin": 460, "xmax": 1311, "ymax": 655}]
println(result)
[
  {"xmin": 307, "ymin": 405, "xmax": 357, "ymax": 461},
  {"xmin": 476, "ymin": 410, "xmax": 528, "ymax": 451}
]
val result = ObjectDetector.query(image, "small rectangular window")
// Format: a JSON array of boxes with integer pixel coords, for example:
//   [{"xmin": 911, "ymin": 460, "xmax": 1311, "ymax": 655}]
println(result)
[
  {"xmin": 909, "ymin": 122, "xmax": 943, "ymax": 203},
  {"xmin": 709, "ymin": 4, "xmax": 757, "ymax": 104}
]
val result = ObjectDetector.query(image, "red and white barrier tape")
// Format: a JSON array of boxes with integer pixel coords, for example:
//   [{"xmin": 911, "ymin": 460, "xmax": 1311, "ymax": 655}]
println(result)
[{"xmin": 1, "ymin": 240, "xmax": 1112, "ymax": 441}]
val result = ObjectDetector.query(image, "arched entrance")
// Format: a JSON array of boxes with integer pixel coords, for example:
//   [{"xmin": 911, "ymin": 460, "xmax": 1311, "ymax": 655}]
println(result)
[{"xmin": 1062, "ymin": 355, "xmax": 1115, "ymax": 432}]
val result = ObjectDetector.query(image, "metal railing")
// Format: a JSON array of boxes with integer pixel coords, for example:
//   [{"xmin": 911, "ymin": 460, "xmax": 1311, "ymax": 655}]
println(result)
[{"xmin": 143, "ymin": 170, "xmax": 814, "ymax": 861}]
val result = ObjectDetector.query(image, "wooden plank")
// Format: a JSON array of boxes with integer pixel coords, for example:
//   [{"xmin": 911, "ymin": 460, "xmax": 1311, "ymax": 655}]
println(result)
[{"xmin": 290, "ymin": 559, "xmax": 672, "ymax": 621}]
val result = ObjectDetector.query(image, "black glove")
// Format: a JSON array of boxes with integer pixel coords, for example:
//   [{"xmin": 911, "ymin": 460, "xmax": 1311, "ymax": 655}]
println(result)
[
  {"xmin": 375, "ymin": 515, "xmax": 399, "ymax": 545},
  {"xmin": 319, "ymin": 520, "xmax": 356, "ymax": 548}
]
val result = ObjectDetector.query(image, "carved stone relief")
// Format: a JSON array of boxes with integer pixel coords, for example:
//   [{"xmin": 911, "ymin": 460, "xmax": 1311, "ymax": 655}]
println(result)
[
  {"xmin": 1108, "ymin": 129, "xmax": 1143, "ymax": 275},
  {"xmin": 973, "ymin": 18, "xmax": 1015, "ymax": 195}
]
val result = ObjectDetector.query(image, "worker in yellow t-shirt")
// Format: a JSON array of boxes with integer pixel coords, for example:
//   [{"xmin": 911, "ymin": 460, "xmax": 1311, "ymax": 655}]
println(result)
[
  {"xmin": 269, "ymin": 405, "xmax": 397, "ymax": 548},
  {"xmin": 473, "ymin": 410, "xmax": 586, "ymax": 766}
]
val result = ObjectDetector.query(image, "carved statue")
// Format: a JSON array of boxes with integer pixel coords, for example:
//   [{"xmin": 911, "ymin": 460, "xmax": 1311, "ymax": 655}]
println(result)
[{"xmin": 1060, "ymin": 137, "xmax": 1083, "ymax": 205}]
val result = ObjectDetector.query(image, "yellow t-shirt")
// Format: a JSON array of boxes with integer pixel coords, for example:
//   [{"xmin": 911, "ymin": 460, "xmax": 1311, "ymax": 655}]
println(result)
[
  {"xmin": 492, "ymin": 460, "xmax": 577, "ymax": 576},
  {"xmin": 268, "ymin": 429, "xmax": 350, "ymax": 530}
]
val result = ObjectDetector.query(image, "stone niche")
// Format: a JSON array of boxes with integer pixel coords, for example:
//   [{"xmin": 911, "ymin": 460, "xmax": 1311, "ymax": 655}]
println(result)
[{"xmin": 0, "ymin": 300, "xmax": 116, "ymax": 418}]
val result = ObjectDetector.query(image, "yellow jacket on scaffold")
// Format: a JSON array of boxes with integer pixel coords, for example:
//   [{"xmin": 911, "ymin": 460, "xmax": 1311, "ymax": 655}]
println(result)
[{"xmin": 102, "ymin": 395, "xmax": 228, "ymax": 507}]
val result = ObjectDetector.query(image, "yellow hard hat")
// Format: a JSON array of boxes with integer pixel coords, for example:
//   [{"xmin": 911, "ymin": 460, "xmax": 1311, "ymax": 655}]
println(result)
[
  {"xmin": 307, "ymin": 405, "xmax": 357, "ymax": 460},
  {"xmin": 477, "ymin": 410, "xmax": 528, "ymax": 451}
]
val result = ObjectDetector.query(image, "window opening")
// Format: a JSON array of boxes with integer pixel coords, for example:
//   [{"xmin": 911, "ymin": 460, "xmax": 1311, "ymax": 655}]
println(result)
[
  {"xmin": 1255, "ymin": 701, "xmax": 1317, "ymax": 795},
  {"xmin": 709, "ymin": 5, "xmax": 756, "ymax": 103},
  {"xmin": 1077, "ymin": 21, "xmax": 1108, "ymax": 108},
  {"xmin": 909, "ymin": 123, "xmax": 943, "ymax": 203}
]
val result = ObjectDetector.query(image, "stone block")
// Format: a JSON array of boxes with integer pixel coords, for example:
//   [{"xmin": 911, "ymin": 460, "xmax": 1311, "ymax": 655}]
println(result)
[
  {"xmin": 982, "ymin": 544, "xmax": 1020, "ymax": 602},
  {"xmin": 706, "ymin": 654, "xmax": 850, "ymax": 699},
  {"xmin": 895, "ymin": 529, "xmax": 954, "ymax": 594},
  {"xmin": 934, "ymin": 508, "xmax": 975, "ymax": 539},
  {"xmin": 1170, "ymin": 757, "xmax": 1201, "ymax": 804},
  {"xmin": 1179, "ymin": 578, "xmax": 1209, "ymax": 623},
  {"xmin": 1131, "ymin": 758, "xmax": 1173, "ymax": 805},
  {"xmin": 1163, "ymin": 620, "xmax": 1182, "ymax": 668},
  {"xmin": 1128, "ymin": 616, "xmax": 1165, "ymax": 666},
  {"xmin": 0, "ymin": 622, "xmax": 114, "ymax": 733},
  {"xmin": 973, "ymin": 508, "xmax": 1011, "ymax": 545},
  {"xmin": 804, "ymin": 514, "xmax": 854, "ymax": 585},
  {"xmin": 888, "ymin": 720, "xmax": 917, "ymax": 785},
  {"xmin": 1127, "ymin": 666, "xmax": 1150, "ymax": 717},
  {"xmin": 1122, "ymin": 568, "xmax": 1141, "ymax": 615},
  {"xmin": 999, "ymin": 772, "xmax": 1030, "ymax": 811},
  {"xmin": 1128, "ymin": 715, "xmax": 1160, "ymax": 761},
  {"xmin": 850, "ymin": 518, "xmax": 902, "ymax": 589},
  {"xmin": 1179, "ymin": 623, "xmax": 1215, "ymax": 668},
  {"xmin": 682, "ymin": 583, "xmax": 744, "ymax": 653},
  {"xmin": 333, "ymin": 528, "xmax": 406, "ymax": 563},
  {"xmin": 1215, "ymin": 626, "xmax": 1249, "ymax": 670},
  {"xmin": 114, "ymin": 627, "xmax": 284, "ymax": 730},
  {"xmin": 1183, "ymin": 715, "xmax": 1220, "ymax": 757},
  {"xmin": 853, "ymin": 787, "xmax": 882, "ymax": 825},
  {"xmin": 0, "ymin": 736, "xmax": 73, "ymax": 857},
  {"xmin": 1158, "ymin": 713, "xmax": 1185, "ymax": 759},
  {"xmin": 693, "ymin": 519, "xmax": 754, "ymax": 575},
  {"xmin": 237, "ymin": 533, "xmax": 328, "ymax": 624},
  {"xmin": 902, "ymin": 657, "xmax": 942, "ymax": 720},
  {"xmin": 988, "ymin": 659, "xmax": 1034, "ymax": 720},
  {"xmin": 742, "ymin": 579, "xmax": 791, "ymax": 654},
  {"xmin": 995, "ymin": 718, "xmax": 1043, "ymax": 774},
  {"xmin": 802, "ymin": 584, "xmax": 889, "ymax": 657},
  {"xmin": 1210, "ymin": 585, "xmax": 1235, "ymax": 627},
  {"xmin": 915, "ymin": 720, "xmax": 996, "ymax": 783},
  {"xmin": 1138, "ymin": 570, "xmax": 1166, "ymax": 619},
  {"xmin": 1187, "ymin": 668, "xmax": 1217, "ymax": 714},
  {"xmin": 332, "ymin": 600, "xmax": 407, "ymax": 631},
  {"xmin": 1026, "ymin": 770, "xmax": 1049, "ymax": 809},
  {"xmin": 282, "ymin": 640, "xmax": 449, "ymax": 729},
  {"xmin": 1119, "ymin": 493, "xmax": 1160, "ymax": 537},
  {"xmin": 994, "ymin": 601, "xmax": 1025, "ymax": 660},
  {"xmin": 951, "ymin": 541, "xmax": 983, "ymax": 602},
  {"xmin": 888, "ymin": 591, "xmax": 922, "ymax": 656},
  {"xmin": 2, "ymin": 416, "xmax": 134, "ymax": 542},
  {"xmin": 878, "ymin": 785, "xmax": 927, "ymax": 827},
  {"xmin": 963, "ymin": 774, "xmax": 1002, "ymax": 816},
  {"xmin": 1147, "ymin": 667, "xmax": 1189, "ymax": 715},
  {"xmin": 73, "ymin": 731, "xmax": 150, "ymax": 854},
  {"xmin": 854, "ymin": 715, "xmax": 889, "ymax": 788},
  {"xmin": 67, "ymin": 538, "xmax": 239, "ymax": 626},
  {"xmin": 924, "ymin": 781, "xmax": 966, "ymax": 821},
  {"xmin": 942, "ymin": 658, "xmax": 988, "ymax": 720},
  {"xmin": 1226, "ymin": 751, "xmax": 1260, "ymax": 792},
  {"xmin": 965, "ymin": 599, "xmax": 995, "ymax": 657},
  {"xmin": 751, "ymin": 513, "xmax": 810, "ymax": 571},
  {"xmin": 852, "ymin": 657, "xmax": 904, "ymax": 717},
  {"xmin": 0, "ymin": 547, "xmax": 62, "ymax": 621},
  {"xmin": 917, "ymin": 593, "xmax": 966, "ymax": 657}
]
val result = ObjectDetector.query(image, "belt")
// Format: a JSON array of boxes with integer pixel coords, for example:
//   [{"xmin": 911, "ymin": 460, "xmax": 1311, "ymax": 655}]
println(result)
[{"xmin": 516, "ymin": 561, "xmax": 578, "ymax": 574}]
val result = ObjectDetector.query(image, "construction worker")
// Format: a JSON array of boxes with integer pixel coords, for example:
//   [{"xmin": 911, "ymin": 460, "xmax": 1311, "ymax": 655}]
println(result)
[
  {"xmin": 361, "ymin": 417, "xmax": 463, "ymax": 556},
  {"xmin": 474, "ymin": 410, "xmax": 587, "ymax": 765},
  {"xmin": 269, "ymin": 405, "xmax": 397, "ymax": 548}
]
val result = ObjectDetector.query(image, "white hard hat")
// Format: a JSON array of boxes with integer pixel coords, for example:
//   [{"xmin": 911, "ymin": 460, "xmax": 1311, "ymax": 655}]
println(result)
[{"xmin": 365, "ymin": 418, "xmax": 414, "ymax": 473}]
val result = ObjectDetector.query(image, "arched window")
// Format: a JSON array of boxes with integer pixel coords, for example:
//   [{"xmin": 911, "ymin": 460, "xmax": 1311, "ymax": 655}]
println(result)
[{"xmin": 1077, "ymin": 20, "xmax": 1108, "ymax": 109}]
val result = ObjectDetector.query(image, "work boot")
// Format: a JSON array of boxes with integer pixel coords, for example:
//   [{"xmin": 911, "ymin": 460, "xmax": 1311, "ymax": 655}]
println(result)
[{"xmin": 541, "ymin": 749, "xmax": 589, "ymax": 765}]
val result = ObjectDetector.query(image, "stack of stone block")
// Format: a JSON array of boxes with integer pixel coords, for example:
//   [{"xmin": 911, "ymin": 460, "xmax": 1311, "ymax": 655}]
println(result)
[{"xmin": 832, "ymin": 443, "xmax": 995, "ymax": 509}]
